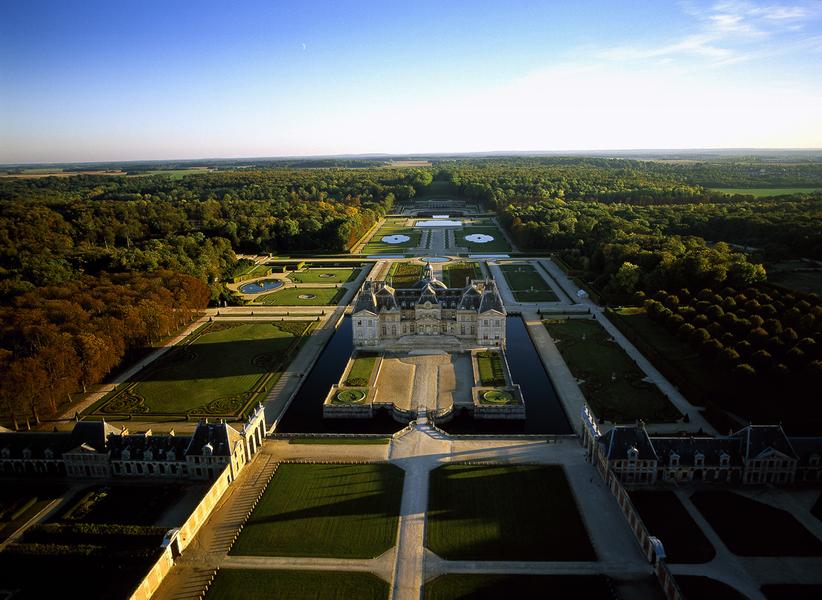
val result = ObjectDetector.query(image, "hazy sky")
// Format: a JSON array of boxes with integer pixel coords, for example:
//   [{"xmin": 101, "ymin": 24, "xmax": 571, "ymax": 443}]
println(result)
[{"xmin": 1, "ymin": 0, "xmax": 821, "ymax": 163}]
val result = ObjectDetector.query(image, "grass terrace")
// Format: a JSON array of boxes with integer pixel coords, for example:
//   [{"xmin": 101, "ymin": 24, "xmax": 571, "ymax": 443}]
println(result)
[
  {"xmin": 256, "ymin": 286, "xmax": 346, "ymax": 306},
  {"xmin": 427, "ymin": 465, "xmax": 594, "ymax": 561},
  {"xmin": 476, "ymin": 351, "xmax": 505, "ymax": 386},
  {"xmin": 691, "ymin": 491, "xmax": 822, "ymax": 556},
  {"xmin": 424, "ymin": 575, "xmax": 614, "ymax": 600},
  {"xmin": 387, "ymin": 262, "xmax": 423, "ymax": 287},
  {"xmin": 287, "ymin": 267, "xmax": 359, "ymax": 284},
  {"xmin": 499, "ymin": 263, "xmax": 558, "ymax": 302},
  {"xmin": 206, "ymin": 570, "xmax": 390, "ymax": 600},
  {"xmin": 544, "ymin": 319, "xmax": 682, "ymax": 423},
  {"xmin": 345, "ymin": 352, "xmax": 379, "ymax": 386},
  {"xmin": 442, "ymin": 261, "xmax": 481, "ymax": 287},
  {"xmin": 230, "ymin": 463, "xmax": 404, "ymax": 558},
  {"xmin": 461, "ymin": 224, "xmax": 511, "ymax": 253},
  {"xmin": 362, "ymin": 219, "xmax": 421, "ymax": 254},
  {"xmin": 89, "ymin": 321, "xmax": 313, "ymax": 418}
]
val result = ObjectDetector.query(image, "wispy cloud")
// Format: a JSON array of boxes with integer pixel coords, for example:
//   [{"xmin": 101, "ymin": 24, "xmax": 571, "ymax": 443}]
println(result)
[{"xmin": 597, "ymin": 1, "xmax": 819, "ymax": 68}]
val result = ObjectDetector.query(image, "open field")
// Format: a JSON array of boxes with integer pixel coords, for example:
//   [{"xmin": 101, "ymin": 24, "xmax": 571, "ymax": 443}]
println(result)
[
  {"xmin": 230, "ymin": 463, "xmax": 404, "ymax": 558},
  {"xmin": 424, "ymin": 574, "xmax": 615, "ymax": 600},
  {"xmin": 629, "ymin": 491, "xmax": 715, "ymax": 563},
  {"xmin": 544, "ymin": 319, "xmax": 681, "ymax": 423},
  {"xmin": 0, "ymin": 482, "xmax": 67, "ymax": 542},
  {"xmin": 710, "ymin": 187, "xmax": 822, "ymax": 197},
  {"xmin": 442, "ymin": 261, "xmax": 481, "ymax": 287},
  {"xmin": 287, "ymin": 267, "xmax": 359, "ymax": 284},
  {"xmin": 460, "ymin": 224, "xmax": 511, "ymax": 253},
  {"xmin": 362, "ymin": 220, "xmax": 421, "ymax": 254},
  {"xmin": 256, "ymin": 286, "xmax": 346, "ymax": 306},
  {"xmin": 691, "ymin": 491, "xmax": 822, "ymax": 556},
  {"xmin": 89, "ymin": 321, "xmax": 312, "ymax": 417},
  {"xmin": 206, "ymin": 569, "xmax": 390, "ymax": 600},
  {"xmin": 499, "ymin": 263, "xmax": 558, "ymax": 302},
  {"xmin": 387, "ymin": 262, "xmax": 423, "ymax": 287},
  {"xmin": 426, "ymin": 465, "xmax": 595, "ymax": 561}
]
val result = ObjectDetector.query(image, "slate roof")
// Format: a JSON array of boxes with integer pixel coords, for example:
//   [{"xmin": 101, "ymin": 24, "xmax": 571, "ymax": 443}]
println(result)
[
  {"xmin": 598, "ymin": 425, "xmax": 657, "ymax": 460},
  {"xmin": 651, "ymin": 436, "xmax": 742, "ymax": 467},
  {"xmin": 108, "ymin": 432, "xmax": 191, "ymax": 462},
  {"xmin": 0, "ymin": 421, "xmax": 118, "ymax": 460},
  {"xmin": 733, "ymin": 425, "xmax": 797, "ymax": 461},
  {"xmin": 186, "ymin": 421, "xmax": 242, "ymax": 457},
  {"xmin": 787, "ymin": 437, "xmax": 822, "ymax": 466}
]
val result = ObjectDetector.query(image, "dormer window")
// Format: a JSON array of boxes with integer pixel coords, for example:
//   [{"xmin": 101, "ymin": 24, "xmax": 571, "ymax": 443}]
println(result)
[
  {"xmin": 203, "ymin": 443, "xmax": 214, "ymax": 457},
  {"xmin": 122, "ymin": 448, "xmax": 131, "ymax": 461},
  {"xmin": 22, "ymin": 447, "xmax": 32, "ymax": 460},
  {"xmin": 167, "ymin": 449, "xmax": 177, "ymax": 462},
  {"xmin": 144, "ymin": 449, "xmax": 154, "ymax": 462},
  {"xmin": 810, "ymin": 454, "xmax": 820, "ymax": 467},
  {"xmin": 669, "ymin": 452, "xmax": 680, "ymax": 468},
  {"xmin": 1, "ymin": 447, "xmax": 10, "ymax": 459},
  {"xmin": 695, "ymin": 452, "xmax": 704, "ymax": 467},
  {"xmin": 720, "ymin": 452, "xmax": 730, "ymax": 467},
  {"xmin": 44, "ymin": 448, "xmax": 54, "ymax": 460},
  {"xmin": 628, "ymin": 446, "xmax": 638, "ymax": 461}
]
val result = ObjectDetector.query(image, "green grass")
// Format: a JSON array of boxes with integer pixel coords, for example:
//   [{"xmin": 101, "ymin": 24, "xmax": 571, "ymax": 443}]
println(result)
[
  {"xmin": 499, "ymin": 264, "xmax": 558, "ymax": 302},
  {"xmin": 387, "ymin": 262, "xmax": 423, "ymax": 287},
  {"xmin": 709, "ymin": 187, "xmax": 821, "ymax": 197},
  {"xmin": 629, "ymin": 490, "xmax": 715, "ymax": 563},
  {"xmin": 345, "ymin": 353, "xmax": 378, "ymax": 386},
  {"xmin": 288, "ymin": 267, "xmax": 359, "ymax": 284},
  {"xmin": 442, "ymin": 261, "xmax": 481, "ymax": 288},
  {"xmin": 427, "ymin": 465, "xmax": 595, "ymax": 561},
  {"xmin": 287, "ymin": 437, "xmax": 390, "ymax": 445},
  {"xmin": 206, "ymin": 569, "xmax": 389, "ymax": 600},
  {"xmin": 460, "ymin": 225, "xmax": 511, "ymax": 252},
  {"xmin": 230, "ymin": 463, "xmax": 404, "ymax": 558},
  {"xmin": 545, "ymin": 319, "xmax": 681, "ymax": 423},
  {"xmin": 479, "ymin": 390, "xmax": 517, "ymax": 405},
  {"xmin": 91, "ymin": 321, "xmax": 310, "ymax": 417},
  {"xmin": 424, "ymin": 575, "xmax": 614, "ymax": 600},
  {"xmin": 362, "ymin": 220, "xmax": 421, "ymax": 254},
  {"xmin": 691, "ymin": 491, "xmax": 822, "ymax": 556},
  {"xmin": 256, "ymin": 286, "xmax": 346, "ymax": 305},
  {"xmin": 476, "ymin": 351, "xmax": 505, "ymax": 386}
]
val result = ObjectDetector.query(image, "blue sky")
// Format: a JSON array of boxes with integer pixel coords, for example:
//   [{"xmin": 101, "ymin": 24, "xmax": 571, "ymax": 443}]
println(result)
[{"xmin": 1, "ymin": 0, "xmax": 821, "ymax": 163}]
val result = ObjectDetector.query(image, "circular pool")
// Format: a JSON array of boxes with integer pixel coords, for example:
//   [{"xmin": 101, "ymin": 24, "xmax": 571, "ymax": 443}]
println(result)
[
  {"xmin": 382, "ymin": 234, "xmax": 410, "ymax": 244},
  {"xmin": 239, "ymin": 279, "xmax": 284, "ymax": 294},
  {"xmin": 298, "ymin": 294, "xmax": 317, "ymax": 300},
  {"xmin": 420, "ymin": 257, "xmax": 450, "ymax": 263},
  {"xmin": 465, "ymin": 233, "xmax": 495, "ymax": 244}
]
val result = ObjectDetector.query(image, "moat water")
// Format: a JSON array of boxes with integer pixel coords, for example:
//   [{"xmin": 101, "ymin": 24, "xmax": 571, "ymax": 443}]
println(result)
[
  {"xmin": 238, "ymin": 279, "xmax": 283, "ymax": 294},
  {"xmin": 275, "ymin": 316, "xmax": 572, "ymax": 435}
]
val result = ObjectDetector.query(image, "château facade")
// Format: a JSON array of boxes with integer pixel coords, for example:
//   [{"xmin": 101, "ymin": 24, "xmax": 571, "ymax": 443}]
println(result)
[{"xmin": 352, "ymin": 263, "xmax": 506, "ymax": 348}]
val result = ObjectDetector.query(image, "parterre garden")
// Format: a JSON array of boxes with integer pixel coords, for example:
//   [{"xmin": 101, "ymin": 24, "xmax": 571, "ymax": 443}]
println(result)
[
  {"xmin": 287, "ymin": 267, "xmax": 360, "ymax": 284},
  {"xmin": 498, "ymin": 263, "xmax": 558, "ymax": 302},
  {"xmin": 387, "ymin": 262, "xmax": 423, "ymax": 287},
  {"xmin": 256, "ymin": 286, "xmax": 346, "ymax": 306},
  {"xmin": 544, "ymin": 319, "xmax": 682, "ymax": 423},
  {"xmin": 87, "ymin": 320, "xmax": 313, "ymax": 419},
  {"xmin": 362, "ymin": 219, "xmax": 421, "ymax": 254},
  {"xmin": 230, "ymin": 463, "xmax": 404, "ymax": 558},
  {"xmin": 426, "ymin": 464, "xmax": 595, "ymax": 561},
  {"xmin": 442, "ymin": 261, "xmax": 481, "ymax": 287},
  {"xmin": 460, "ymin": 223, "xmax": 511, "ymax": 252}
]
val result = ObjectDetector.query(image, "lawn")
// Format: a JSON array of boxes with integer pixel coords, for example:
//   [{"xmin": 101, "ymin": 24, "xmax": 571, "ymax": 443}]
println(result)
[
  {"xmin": 345, "ymin": 352, "xmax": 379, "ymax": 386},
  {"xmin": 691, "ymin": 491, "xmax": 822, "ymax": 556},
  {"xmin": 206, "ymin": 570, "xmax": 389, "ymax": 600},
  {"xmin": 426, "ymin": 465, "xmax": 595, "ymax": 561},
  {"xmin": 0, "ymin": 483, "xmax": 67, "ymax": 542},
  {"xmin": 544, "ymin": 319, "xmax": 682, "ymax": 423},
  {"xmin": 499, "ymin": 264, "xmax": 558, "ymax": 302},
  {"xmin": 424, "ymin": 575, "xmax": 614, "ymax": 600},
  {"xmin": 256, "ymin": 286, "xmax": 346, "ymax": 306},
  {"xmin": 709, "ymin": 187, "xmax": 821, "ymax": 197},
  {"xmin": 362, "ymin": 220, "xmax": 421, "ymax": 254},
  {"xmin": 460, "ymin": 225, "xmax": 511, "ymax": 253},
  {"xmin": 476, "ymin": 351, "xmax": 505, "ymax": 386},
  {"xmin": 288, "ymin": 267, "xmax": 359, "ymax": 284},
  {"xmin": 628, "ymin": 490, "xmax": 715, "ymax": 563},
  {"xmin": 442, "ymin": 261, "xmax": 481, "ymax": 288},
  {"xmin": 387, "ymin": 262, "xmax": 423, "ymax": 287},
  {"xmin": 91, "ymin": 321, "xmax": 311, "ymax": 417},
  {"xmin": 230, "ymin": 463, "xmax": 404, "ymax": 558}
]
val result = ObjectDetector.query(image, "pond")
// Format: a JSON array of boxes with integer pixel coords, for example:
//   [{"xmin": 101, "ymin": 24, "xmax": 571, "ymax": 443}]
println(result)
[
  {"xmin": 420, "ymin": 257, "xmax": 450, "ymax": 263},
  {"xmin": 239, "ymin": 279, "xmax": 284, "ymax": 294},
  {"xmin": 274, "ymin": 316, "xmax": 572, "ymax": 435}
]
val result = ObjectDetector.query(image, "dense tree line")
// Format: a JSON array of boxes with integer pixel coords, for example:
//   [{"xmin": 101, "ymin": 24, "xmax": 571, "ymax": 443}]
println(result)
[{"xmin": 0, "ymin": 271, "xmax": 209, "ymax": 427}]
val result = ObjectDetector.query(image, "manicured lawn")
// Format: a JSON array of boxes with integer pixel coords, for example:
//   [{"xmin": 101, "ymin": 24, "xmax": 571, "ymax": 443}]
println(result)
[
  {"xmin": 691, "ymin": 491, "xmax": 822, "ymax": 556},
  {"xmin": 629, "ymin": 490, "xmax": 715, "ymax": 563},
  {"xmin": 499, "ymin": 263, "xmax": 558, "ymax": 302},
  {"xmin": 345, "ymin": 352, "xmax": 378, "ymax": 386},
  {"xmin": 476, "ymin": 351, "xmax": 505, "ymax": 386},
  {"xmin": 442, "ymin": 261, "xmax": 481, "ymax": 288},
  {"xmin": 426, "ymin": 465, "xmax": 595, "ymax": 561},
  {"xmin": 91, "ymin": 321, "xmax": 311, "ymax": 417},
  {"xmin": 206, "ymin": 569, "xmax": 390, "ymax": 600},
  {"xmin": 362, "ymin": 220, "xmax": 421, "ymax": 254},
  {"xmin": 288, "ymin": 267, "xmax": 359, "ymax": 284},
  {"xmin": 256, "ymin": 286, "xmax": 346, "ymax": 306},
  {"xmin": 424, "ymin": 574, "xmax": 614, "ymax": 600},
  {"xmin": 230, "ymin": 463, "xmax": 404, "ymax": 558},
  {"xmin": 460, "ymin": 225, "xmax": 511, "ymax": 252},
  {"xmin": 709, "ymin": 187, "xmax": 821, "ymax": 197},
  {"xmin": 544, "ymin": 319, "xmax": 682, "ymax": 423},
  {"xmin": 387, "ymin": 262, "xmax": 423, "ymax": 287}
]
